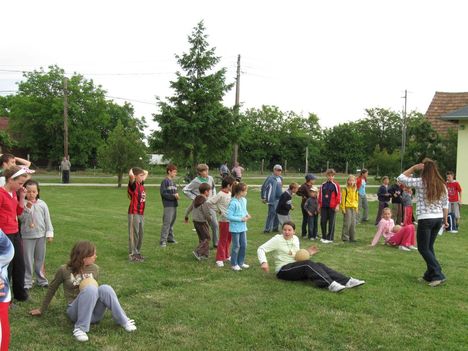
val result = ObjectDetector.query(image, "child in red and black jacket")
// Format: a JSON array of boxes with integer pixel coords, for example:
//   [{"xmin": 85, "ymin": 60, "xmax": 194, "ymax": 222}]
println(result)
[
  {"xmin": 127, "ymin": 167, "xmax": 148, "ymax": 262},
  {"xmin": 318, "ymin": 169, "xmax": 341, "ymax": 243}
]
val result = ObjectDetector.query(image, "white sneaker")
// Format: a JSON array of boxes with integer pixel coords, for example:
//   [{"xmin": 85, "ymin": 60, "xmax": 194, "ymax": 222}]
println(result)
[
  {"xmin": 328, "ymin": 281, "xmax": 346, "ymax": 293},
  {"xmin": 73, "ymin": 328, "xmax": 88, "ymax": 342},
  {"xmin": 449, "ymin": 230, "xmax": 458, "ymax": 233},
  {"xmin": 320, "ymin": 238, "xmax": 331, "ymax": 244},
  {"xmin": 241, "ymin": 263, "xmax": 250, "ymax": 269},
  {"xmin": 345, "ymin": 277, "xmax": 366, "ymax": 288},
  {"xmin": 399, "ymin": 245, "xmax": 411, "ymax": 251},
  {"xmin": 231, "ymin": 265, "xmax": 242, "ymax": 271},
  {"xmin": 408, "ymin": 245, "xmax": 418, "ymax": 250},
  {"xmin": 215, "ymin": 260, "xmax": 224, "ymax": 267},
  {"xmin": 123, "ymin": 319, "xmax": 137, "ymax": 332}
]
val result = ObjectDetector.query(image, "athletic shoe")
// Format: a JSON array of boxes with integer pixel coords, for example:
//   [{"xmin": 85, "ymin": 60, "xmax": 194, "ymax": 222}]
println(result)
[
  {"xmin": 193, "ymin": 251, "xmax": 201, "ymax": 261},
  {"xmin": 408, "ymin": 245, "xmax": 418, "ymax": 250},
  {"xmin": 215, "ymin": 260, "xmax": 224, "ymax": 267},
  {"xmin": 231, "ymin": 265, "xmax": 242, "ymax": 271},
  {"xmin": 73, "ymin": 328, "xmax": 89, "ymax": 342},
  {"xmin": 345, "ymin": 277, "xmax": 366, "ymax": 288},
  {"xmin": 123, "ymin": 319, "xmax": 137, "ymax": 332},
  {"xmin": 399, "ymin": 246, "xmax": 411, "ymax": 251},
  {"xmin": 328, "ymin": 281, "xmax": 346, "ymax": 293},
  {"xmin": 449, "ymin": 230, "xmax": 458, "ymax": 234},
  {"xmin": 320, "ymin": 238, "xmax": 331, "ymax": 244},
  {"xmin": 428, "ymin": 279, "xmax": 446, "ymax": 287},
  {"xmin": 167, "ymin": 240, "xmax": 177, "ymax": 244},
  {"xmin": 160, "ymin": 243, "xmax": 167, "ymax": 248},
  {"xmin": 309, "ymin": 237, "xmax": 316, "ymax": 241},
  {"xmin": 241, "ymin": 263, "xmax": 250, "ymax": 269}
]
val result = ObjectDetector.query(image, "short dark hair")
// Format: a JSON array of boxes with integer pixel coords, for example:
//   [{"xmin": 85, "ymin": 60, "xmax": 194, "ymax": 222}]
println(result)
[
  {"xmin": 222, "ymin": 175, "xmax": 236, "ymax": 188},
  {"xmin": 446, "ymin": 171, "xmax": 454, "ymax": 176},
  {"xmin": 166, "ymin": 164, "xmax": 177, "ymax": 173},
  {"xmin": 0, "ymin": 153, "xmax": 15, "ymax": 167},
  {"xmin": 232, "ymin": 182, "xmax": 247, "ymax": 196},
  {"xmin": 199, "ymin": 183, "xmax": 211, "ymax": 194},
  {"xmin": 132, "ymin": 167, "xmax": 144, "ymax": 176}
]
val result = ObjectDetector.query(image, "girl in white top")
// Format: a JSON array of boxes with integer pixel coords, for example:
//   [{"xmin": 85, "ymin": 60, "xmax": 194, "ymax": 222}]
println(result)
[
  {"xmin": 19, "ymin": 179, "xmax": 54, "ymax": 289},
  {"xmin": 397, "ymin": 158, "xmax": 448, "ymax": 287},
  {"xmin": 257, "ymin": 221, "xmax": 365, "ymax": 292}
]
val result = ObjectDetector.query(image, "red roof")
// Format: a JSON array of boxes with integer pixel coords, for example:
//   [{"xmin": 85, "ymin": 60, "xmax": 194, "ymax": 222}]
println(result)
[{"xmin": 425, "ymin": 92, "xmax": 468, "ymax": 136}]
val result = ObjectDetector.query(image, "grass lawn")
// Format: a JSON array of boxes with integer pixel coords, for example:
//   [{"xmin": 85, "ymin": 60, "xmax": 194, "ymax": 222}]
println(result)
[{"xmin": 9, "ymin": 185, "xmax": 467, "ymax": 351}]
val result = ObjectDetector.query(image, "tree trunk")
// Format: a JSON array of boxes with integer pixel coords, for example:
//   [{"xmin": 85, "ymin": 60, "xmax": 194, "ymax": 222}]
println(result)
[
  {"xmin": 47, "ymin": 159, "xmax": 53, "ymax": 172},
  {"xmin": 117, "ymin": 172, "xmax": 123, "ymax": 188}
]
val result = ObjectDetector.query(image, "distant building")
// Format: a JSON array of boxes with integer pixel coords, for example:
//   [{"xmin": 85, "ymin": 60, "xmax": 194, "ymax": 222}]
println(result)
[
  {"xmin": 148, "ymin": 154, "xmax": 169, "ymax": 165},
  {"xmin": 425, "ymin": 92, "xmax": 468, "ymax": 204},
  {"xmin": 424, "ymin": 92, "xmax": 468, "ymax": 136}
]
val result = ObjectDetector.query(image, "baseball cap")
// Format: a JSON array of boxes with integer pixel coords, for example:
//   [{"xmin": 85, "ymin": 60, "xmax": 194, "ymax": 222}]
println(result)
[
  {"xmin": 305, "ymin": 173, "xmax": 316, "ymax": 181},
  {"xmin": 273, "ymin": 164, "xmax": 282, "ymax": 171},
  {"xmin": 310, "ymin": 186, "xmax": 318, "ymax": 192}
]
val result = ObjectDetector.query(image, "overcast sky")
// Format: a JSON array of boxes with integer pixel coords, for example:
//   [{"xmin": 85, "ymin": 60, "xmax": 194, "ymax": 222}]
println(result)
[{"xmin": 2, "ymin": 0, "xmax": 468, "ymax": 134}]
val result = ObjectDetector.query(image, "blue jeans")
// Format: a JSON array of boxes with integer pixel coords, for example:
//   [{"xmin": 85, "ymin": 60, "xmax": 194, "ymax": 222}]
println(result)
[
  {"xmin": 230, "ymin": 231, "xmax": 247, "ymax": 267},
  {"xmin": 417, "ymin": 218, "xmax": 446, "ymax": 282},
  {"xmin": 307, "ymin": 215, "xmax": 318, "ymax": 239},
  {"xmin": 264, "ymin": 200, "xmax": 279, "ymax": 232}
]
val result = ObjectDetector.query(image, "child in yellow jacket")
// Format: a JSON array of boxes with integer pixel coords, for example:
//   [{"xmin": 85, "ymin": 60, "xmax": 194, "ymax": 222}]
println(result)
[{"xmin": 340, "ymin": 175, "xmax": 359, "ymax": 242}]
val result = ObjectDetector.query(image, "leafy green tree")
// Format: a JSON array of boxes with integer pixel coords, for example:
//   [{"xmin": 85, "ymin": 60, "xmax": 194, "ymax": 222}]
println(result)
[
  {"xmin": 8, "ymin": 65, "xmax": 141, "ymax": 169},
  {"xmin": 321, "ymin": 122, "xmax": 365, "ymax": 173},
  {"xmin": 97, "ymin": 121, "xmax": 148, "ymax": 187},
  {"xmin": 150, "ymin": 21, "xmax": 234, "ymax": 172},
  {"xmin": 367, "ymin": 146, "xmax": 401, "ymax": 178},
  {"xmin": 360, "ymin": 108, "xmax": 402, "ymax": 156}
]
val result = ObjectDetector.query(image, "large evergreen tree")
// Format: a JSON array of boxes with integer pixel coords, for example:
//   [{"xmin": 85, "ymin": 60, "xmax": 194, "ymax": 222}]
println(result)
[{"xmin": 150, "ymin": 21, "xmax": 234, "ymax": 172}]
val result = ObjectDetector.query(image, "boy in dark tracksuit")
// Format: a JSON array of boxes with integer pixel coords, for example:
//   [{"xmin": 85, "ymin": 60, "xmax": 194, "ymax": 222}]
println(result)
[
  {"xmin": 159, "ymin": 164, "xmax": 179, "ymax": 247},
  {"xmin": 296, "ymin": 173, "xmax": 317, "ymax": 238},
  {"xmin": 318, "ymin": 169, "xmax": 341, "ymax": 243},
  {"xmin": 304, "ymin": 187, "xmax": 319, "ymax": 240},
  {"xmin": 276, "ymin": 183, "xmax": 299, "ymax": 227},
  {"xmin": 375, "ymin": 176, "xmax": 391, "ymax": 225}
]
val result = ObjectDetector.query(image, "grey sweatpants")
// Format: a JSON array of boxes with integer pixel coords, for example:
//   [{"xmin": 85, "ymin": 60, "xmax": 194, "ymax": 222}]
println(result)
[
  {"xmin": 128, "ymin": 214, "xmax": 144, "ymax": 255},
  {"xmin": 23, "ymin": 237, "xmax": 48, "ymax": 288},
  {"xmin": 66, "ymin": 284, "xmax": 129, "ymax": 332},
  {"xmin": 160, "ymin": 207, "xmax": 177, "ymax": 244},
  {"xmin": 342, "ymin": 208, "xmax": 357, "ymax": 241}
]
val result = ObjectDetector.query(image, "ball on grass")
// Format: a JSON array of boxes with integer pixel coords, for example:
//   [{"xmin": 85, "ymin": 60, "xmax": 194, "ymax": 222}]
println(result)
[
  {"xmin": 295, "ymin": 249, "xmax": 310, "ymax": 261},
  {"xmin": 79, "ymin": 277, "xmax": 98, "ymax": 291}
]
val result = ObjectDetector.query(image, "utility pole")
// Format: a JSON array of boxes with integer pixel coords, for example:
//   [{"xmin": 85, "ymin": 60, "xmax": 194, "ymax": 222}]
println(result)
[
  {"xmin": 63, "ymin": 77, "xmax": 69, "ymax": 159},
  {"xmin": 232, "ymin": 54, "xmax": 241, "ymax": 166},
  {"xmin": 400, "ymin": 89, "xmax": 407, "ymax": 172}
]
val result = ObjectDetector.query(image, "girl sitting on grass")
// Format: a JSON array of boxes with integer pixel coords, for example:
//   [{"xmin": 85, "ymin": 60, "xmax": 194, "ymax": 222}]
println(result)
[
  {"xmin": 257, "ymin": 221, "xmax": 365, "ymax": 293},
  {"xmin": 370, "ymin": 207, "xmax": 417, "ymax": 251},
  {"xmin": 30, "ymin": 241, "xmax": 136, "ymax": 342}
]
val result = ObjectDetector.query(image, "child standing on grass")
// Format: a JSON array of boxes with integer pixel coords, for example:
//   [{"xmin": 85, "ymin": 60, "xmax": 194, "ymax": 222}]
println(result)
[
  {"xmin": 276, "ymin": 182, "xmax": 299, "ymax": 227},
  {"xmin": 356, "ymin": 169, "xmax": 369, "ymax": 223},
  {"xmin": 388, "ymin": 180, "xmax": 403, "ymax": 225},
  {"xmin": 207, "ymin": 176, "xmax": 236, "ymax": 267},
  {"xmin": 227, "ymin": 182, "xmax": 251, "ymax": 271},
  {"xmin": 370, "ymin": 208, "xmax": 417, "ymax": 251},
  {"xmin": 318, "ymin": 169, "xmax": 341, "ymax": 244},
  {"xmin": 30, "ymin": 241, "xmax": 136, "ymax": 343},
  {"xmin": 375, "ymin": 176, "xmax": 391, "ymax": 225},
  {"xmin": 159, "ymin": 164, "xmax": 179, "ymax": 248},
  {"xmin": 446, "ymin": 171, "xmax": 462, "ymax": 233},
  {"xmin": 401, "ymin": 186, "xmax": 414, "ymax": 226},
  {"xmin": 127, "ymin": 167, "xmax": 148, "ymax": 262},
  {"xmin": 0, "ymin": 166, "xmax": 30, "ymax": 302},
  {"xmin": 19, "ymin": 179, "xmax": 54, "ymax": 289},
  {"xmin": 340, "ymin": 175, "xmax": 358, "ymax": 242},
  {"xmin": 296, "ymin": 174, "xmax": 317, "ymax": 237},
  {"xmin": 183, "ymin": 164, "xmax": 219, "ymax": 247},
  {"xmin": 304, "ymin": 187, "xmax": 319, "ymax": 240},
  {"xmin": 185, "ymin": 183, "xmax": 212, "ymax": 261}
]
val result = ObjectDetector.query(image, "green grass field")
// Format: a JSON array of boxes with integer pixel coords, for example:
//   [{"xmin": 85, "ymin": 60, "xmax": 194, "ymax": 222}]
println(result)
[{"xmin": 9, "ymin": 185, "xmax": 467, "ymax": 351}]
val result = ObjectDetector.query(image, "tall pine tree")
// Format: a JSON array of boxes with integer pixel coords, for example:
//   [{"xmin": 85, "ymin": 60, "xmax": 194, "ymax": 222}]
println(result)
[{"xmin": 151, "ymin": 21, "xmax": 234, "ymax": 172}]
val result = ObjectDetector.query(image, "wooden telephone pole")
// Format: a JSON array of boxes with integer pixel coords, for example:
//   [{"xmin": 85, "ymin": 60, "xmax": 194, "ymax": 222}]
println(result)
[
  {"xmin": 63, "ymin": 77, "xmax": 69, "ymax": 159},
  {"xmin": 232, "ymin": 54, "xmax": 241, "ymax": 166}
]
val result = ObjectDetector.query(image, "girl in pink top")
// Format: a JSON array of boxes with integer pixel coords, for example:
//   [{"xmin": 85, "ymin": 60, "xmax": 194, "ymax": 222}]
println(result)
[{"xmin": 371, "ymin": 208, "xmax": 417, "ymax": 251}]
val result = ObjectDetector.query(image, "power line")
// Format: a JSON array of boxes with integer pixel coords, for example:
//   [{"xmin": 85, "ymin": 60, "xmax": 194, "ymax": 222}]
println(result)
[{"xmin": 105, "ymin": 95, "xmax": 156, "ymax": 105}]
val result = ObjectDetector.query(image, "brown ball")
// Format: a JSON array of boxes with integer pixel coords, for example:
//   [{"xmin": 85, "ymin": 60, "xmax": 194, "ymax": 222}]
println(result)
[
  {"xmin": 295, "ymin": 249, "xmax": 310, "ymax": 261},
  {"xmin": 79, "ymin": 277, "xmax": 98, "ymax": 291}
]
